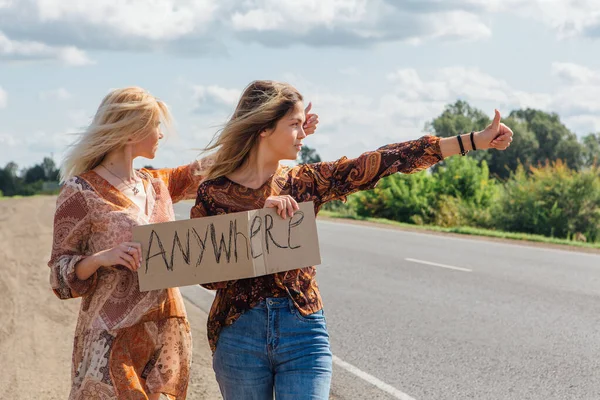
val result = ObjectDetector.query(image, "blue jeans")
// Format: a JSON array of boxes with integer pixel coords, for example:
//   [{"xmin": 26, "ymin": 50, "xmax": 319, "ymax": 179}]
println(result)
[{"xmin": 213, "ymin": 297, "xmax": 333, "ymax": 400}]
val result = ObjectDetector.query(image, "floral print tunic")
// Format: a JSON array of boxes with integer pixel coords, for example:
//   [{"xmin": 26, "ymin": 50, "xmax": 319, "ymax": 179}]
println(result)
[{"xmin": 48, "ymin": 161, "xmax": 204, "ymax": 399}]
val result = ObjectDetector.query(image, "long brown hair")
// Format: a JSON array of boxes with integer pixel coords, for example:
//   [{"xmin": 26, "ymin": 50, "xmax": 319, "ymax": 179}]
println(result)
[{"xmin": 202, "ymin": 80, "xmax": 303, "ymax": 181}]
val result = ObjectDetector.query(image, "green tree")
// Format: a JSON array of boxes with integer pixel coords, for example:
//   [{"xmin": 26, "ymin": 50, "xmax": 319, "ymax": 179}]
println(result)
[
  {"xmin": 509, "ymin": 109, "xmax": 583, "ymax": 170},
  {"xmin": 581, "ymin": 133, "xmax": 600, "ymax": 167},
  {"xmin": 297, "ymin": 145, "xmax": 322, "ymax": 165},
  {"xmin": 41, "ymin": 157, "xmax": 60, "ymax": 181},
  {"xmin": 0, "ymin": 162, "xmax": 20, "ymax": 196},
  {"xmin": 426, "ymin": 100, "xmax": 528, "ymax": 178},
  {"xmin": 24, "ymin": 165, "xmax": 46, "ymax": 184},
  {"xmin": 482, "ymin": 116, "xmax": 539, "ymax": 179},
  {"xmin": 425, "ymin": 100, "xmax": 490, "ymax": 139}
]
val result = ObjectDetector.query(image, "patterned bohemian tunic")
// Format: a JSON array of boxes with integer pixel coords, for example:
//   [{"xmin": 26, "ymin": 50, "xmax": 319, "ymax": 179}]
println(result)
[
  {"xmin": 190, "ymin": 136, "xmax": 444, "ymax": 353},
  {"xmin": 48, "ymin": 162, "xmax": 203, "ymax": 400}
]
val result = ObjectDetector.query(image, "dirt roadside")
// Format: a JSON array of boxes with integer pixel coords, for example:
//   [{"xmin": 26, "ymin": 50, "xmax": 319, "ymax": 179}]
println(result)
[{"xmin": 0, "ymin": 196, "xmax": 222, "ymax": 399}]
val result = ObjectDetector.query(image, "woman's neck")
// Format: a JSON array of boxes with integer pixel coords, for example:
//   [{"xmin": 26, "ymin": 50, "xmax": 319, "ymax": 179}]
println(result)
[
  {"xmin": 229, "ymin": 148, "xmax": 280, "ymax": 189},
  {"xmin": 99, "ymin": 147, "xmax": 136, "ymax": 180}
]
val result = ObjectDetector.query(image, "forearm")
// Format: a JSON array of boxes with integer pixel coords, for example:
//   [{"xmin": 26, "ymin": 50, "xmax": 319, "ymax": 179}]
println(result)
[
  {"xmin": 75, "ymin": 254, "xmax": 103, "ymax": 280},
  {"xmin": 440, "ymin": 131, "xmax": 493, "ymax": 158},
  {"xmin": 311, "ymin": 135, "xmax": 443, "ymax": 204},
  {"xmin": 440, "ymin": 132, "xmax": 477, "ymax": 159}
]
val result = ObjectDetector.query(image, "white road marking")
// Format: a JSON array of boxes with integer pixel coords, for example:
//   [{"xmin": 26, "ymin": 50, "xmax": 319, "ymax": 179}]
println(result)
[
  {"xmin": 181, "ymin": 286, "xmax": 417, "ymax": 400},
  {"xmin": 405, "ymin": 258, "xmax": 472, "ymax": 272},
  {"xmin": 332, "ymin": 355, "xmax": 417, "ymax": 400}
]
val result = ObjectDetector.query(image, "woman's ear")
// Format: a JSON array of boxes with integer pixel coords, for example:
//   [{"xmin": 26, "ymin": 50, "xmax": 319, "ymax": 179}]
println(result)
[{"xmin": 259, "ymin": 128, "xmax": 270, "ymax": 138}]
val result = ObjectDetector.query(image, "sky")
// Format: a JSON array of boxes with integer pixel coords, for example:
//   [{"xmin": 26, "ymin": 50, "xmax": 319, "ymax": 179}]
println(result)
[{"xmin": 1, "ymin": 0, "xmax": 599, "ymax": 170}]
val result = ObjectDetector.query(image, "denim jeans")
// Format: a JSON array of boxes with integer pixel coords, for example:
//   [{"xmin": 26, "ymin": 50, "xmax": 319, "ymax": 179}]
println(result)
[{"xmin": 213, "ymin": 297, "xmax": 333, "ymax": 400}]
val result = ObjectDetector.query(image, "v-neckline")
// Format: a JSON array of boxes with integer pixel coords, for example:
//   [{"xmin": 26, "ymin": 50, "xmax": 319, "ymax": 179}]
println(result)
[
  {"xmin": 224, "ymin": 165, "xmax": 286, "ymax": 192},
  {"xmin": 88, "ymin": 170, "xmax": 153, "ymax": 218},
  {"xmin": 223, "ymin": 174, "xmax": 274, "ymax": 191}
]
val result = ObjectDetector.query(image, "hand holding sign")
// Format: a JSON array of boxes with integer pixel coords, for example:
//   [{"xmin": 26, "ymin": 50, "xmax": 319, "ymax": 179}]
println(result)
[
  {"xmin": 264, "ymin": 195, "xmax": 299, "ymax": 219},
  {"xmin": 96, "ymin": 241, "xmax": 142, "ymax": 272}
]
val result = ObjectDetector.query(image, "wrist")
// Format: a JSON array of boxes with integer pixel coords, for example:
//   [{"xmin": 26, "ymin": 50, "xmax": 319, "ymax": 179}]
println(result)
[
  {"xmin": 90, "ymin": 252, "xmax": 105, "ymax": 269},
  {"xmin": 74, "ymin": 255, "xmax": 99, "ymax": 281},
  {"xmin": 459, "ymin": 132, "xmax": 475, "ymax": 152},
  {"xmin": 473, "ymin": 131, "xmax": 487, "ymax": 150}
]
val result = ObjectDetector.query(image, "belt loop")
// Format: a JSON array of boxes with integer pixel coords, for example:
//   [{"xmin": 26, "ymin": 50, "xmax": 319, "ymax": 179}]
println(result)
[{"xmin": 287, "ymin": 297, "xmax": 296, "ymax": 314}]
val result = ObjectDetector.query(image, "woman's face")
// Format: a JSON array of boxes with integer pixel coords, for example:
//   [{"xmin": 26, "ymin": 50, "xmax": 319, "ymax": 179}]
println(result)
[
  {"xmin": 261, "ymin": 101, "xmax": 307, "ymax": 161},
  {"xmin": 134, "ymin": 118, "xmax": 163, "ymax": 159}
]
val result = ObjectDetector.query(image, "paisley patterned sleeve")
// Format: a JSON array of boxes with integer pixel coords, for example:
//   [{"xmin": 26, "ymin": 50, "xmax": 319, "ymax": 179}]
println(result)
[
  {"xmin": 141, "ymin": 158, "xmax": 210, "ymax": 203},
  {"xmin": 48, "ymin": 181, "xmax": 97, "ymax": 300},
  {"xmin": 305, "ymin": 135, "xmax": 443, "ymax": 206}
]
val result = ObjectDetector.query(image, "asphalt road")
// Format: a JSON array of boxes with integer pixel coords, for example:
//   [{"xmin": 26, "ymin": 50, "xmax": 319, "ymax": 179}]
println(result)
[{"xmin": 174, "ymin": 202, "xmax": 600, "ymax": 400}]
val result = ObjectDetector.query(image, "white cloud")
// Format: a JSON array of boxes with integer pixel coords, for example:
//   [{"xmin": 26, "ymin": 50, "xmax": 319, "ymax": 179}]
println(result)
[
  {"xmin": 0, "ymin": 31, "xmax": 93, "ymax": 66},
  {"xmin": 0, "ymin": 133, "xmax": 18, "ymax": 147},
  {"xmin": 546, "ymin": 62, "xmax": 600, "ymax": 131},
  {"xmin": 0, "ymin": 130, "xmax": 72, "ymax": 167},
  {"xmin": 488, "ymin": 0, "xmax": 600, "ymax": 39},
  {"xmin": 192, "ymin": 85, "xmax": 241, "ymax": 113},
  {"xmin": 552, "ymin": 62, "xmax": 600, "ymax": 85},
  {"xmin": 0, "ymin": 0, "xmax": 498, "ymax": 58},
  {"xmin": 0, "ymin": 0, "xmax": 598, "ymax": 60},
  {"xmin": 39, "ymin": 87, "xmax": 71, "ymax": 101},
  {"xmin": 36, "ymin": 0, "xmax": 217, "ymax": 40},
  {"xmin": 0, "ymin": 86, "xmax": 6, "ymax": 108},
  {"xmin": 384, "ymin": 64, "xmax": 600, "ymax": 133},
  {"xmin": 530, "ymin": 0, "xmax": 600, "ymax": 39},
  {"xmin": 562, "ymin": 115, "xmax": 600, "ymax": 136},
  {"xmin": 231, "ymin": 0, "xmax": 368, "ymax": 32},
  {"xmin": 66, "ymin": 109, "xmax": 91, "ymax": 127},
  {"xmin": 410, "ymin": 11, "xmax": 491, "ymax": 44},
  {"xmin": 58, "ymin": 46, "xmax": 93, "ymax": 66},
  {"xmin": 24, "ymin": 130, "xmax": 73, "ymax": 155},
  {"xmin": 230, "ymin": 0, "xmax": 492, "ymax": 46}
]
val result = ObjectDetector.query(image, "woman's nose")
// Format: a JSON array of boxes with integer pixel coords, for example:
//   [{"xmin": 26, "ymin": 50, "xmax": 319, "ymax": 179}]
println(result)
[{"xmin": 299, "ymin": 126, "xmax": 307, "ymax": 139}]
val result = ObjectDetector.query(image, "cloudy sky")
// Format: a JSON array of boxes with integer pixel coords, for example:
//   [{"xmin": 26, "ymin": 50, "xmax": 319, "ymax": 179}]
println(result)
[{"xmin": 1, "ymin": 0, "xmax": 599, "ymax": 169}]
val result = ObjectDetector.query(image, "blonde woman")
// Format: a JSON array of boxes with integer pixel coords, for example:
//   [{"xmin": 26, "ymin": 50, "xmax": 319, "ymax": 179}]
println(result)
[
  {"xmin": 49, "ymin": 86, "xmax": 319, "ymax": 400},
  {"xmin": 191, "ymin": 80, "xmax": 513, "ymax": 399}
]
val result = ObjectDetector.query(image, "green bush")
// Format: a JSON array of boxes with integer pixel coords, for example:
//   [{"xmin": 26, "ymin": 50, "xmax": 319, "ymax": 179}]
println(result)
[
  {"xmin": 320, "ymin": 150, "xmax": 599, "ymax": 244},
  {"xmin": 495, "ymin": 161, "xmax": 600, "ymax": 242},
  {"xmin": 350, "ymin": 157, "xmax": 500, "ymax": 227},
  {"xmin": 352, "ymin": 171, "xmax": 438, "ymax": 225},
  {"xmin": 432, "ymin": 156, "xmax": 498, "ymax": 227}
]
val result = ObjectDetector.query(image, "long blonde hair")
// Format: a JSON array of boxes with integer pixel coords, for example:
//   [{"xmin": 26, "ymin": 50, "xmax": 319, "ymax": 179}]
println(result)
[
  {"xmin": 202, "ymin": 80, "xmax": 303, "ymax": 181},
  {"xmin": 60, "ymin": 87, "xmax": 172, "ymax": 182}
]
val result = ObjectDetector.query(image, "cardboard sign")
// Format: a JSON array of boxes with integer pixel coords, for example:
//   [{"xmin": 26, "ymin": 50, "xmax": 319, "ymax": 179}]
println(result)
[{"xmin": 133, "ymin": 201, "xmax": 321, "ymax": 291}]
